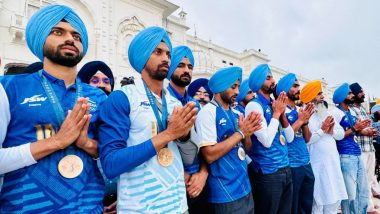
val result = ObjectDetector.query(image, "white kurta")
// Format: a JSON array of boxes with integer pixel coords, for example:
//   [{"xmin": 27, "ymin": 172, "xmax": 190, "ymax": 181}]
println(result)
[{"xmin": 308, "ymin": 110, "xmax": 348, "ymax": 205}]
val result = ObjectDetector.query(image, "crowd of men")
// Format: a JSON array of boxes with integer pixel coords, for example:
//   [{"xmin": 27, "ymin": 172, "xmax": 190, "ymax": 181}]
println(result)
[{"xmin": 1, "ymin": 4, "xmax": 380, "ymax": 214}]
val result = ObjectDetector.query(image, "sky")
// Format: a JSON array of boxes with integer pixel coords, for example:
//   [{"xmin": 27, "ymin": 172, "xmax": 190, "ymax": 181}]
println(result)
[{"xmin": 169, "ymin": 0, "xmax": 380, "ymax": 99}]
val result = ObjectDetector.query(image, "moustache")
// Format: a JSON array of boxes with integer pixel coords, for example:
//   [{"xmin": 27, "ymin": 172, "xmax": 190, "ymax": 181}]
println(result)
[
  {"xmin": 180, "ymin": 73, "xmax": 191, "ymax": 78},
  {"xmin": 58, "ymin": 43, "xmax": 79, "ymax": 53}
]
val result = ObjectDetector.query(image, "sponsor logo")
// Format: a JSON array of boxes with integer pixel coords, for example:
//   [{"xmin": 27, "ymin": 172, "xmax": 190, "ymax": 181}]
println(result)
[
  {"xmin": 219, "ymin": 118, "xmax": 227, "ymax": 126},
  {"xmin": 20, "ymin": 94, "xmax": 47, "ymax": 106}
]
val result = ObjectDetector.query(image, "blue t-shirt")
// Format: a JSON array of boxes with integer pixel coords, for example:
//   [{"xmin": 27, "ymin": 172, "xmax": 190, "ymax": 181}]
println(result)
[
  {"xmin": 285, "ymin": 106, "xmax": 310, "ymax": 167},
  {"xmin": 336, "ymin": 106, "xmax": 361, "ymax": 156},
  {"xmin": 196, "ymin": 103, "xmax": 251, "ymax": 203},
  {"xmin": 0, "ymin": 71, "xmax": 106, "ymax": 213},
  {"xmin": 249, "ymin": 93, "xmax": 289, "ymax": 174},
  {"xmin": 234, "ymin": 104, "xmax": 245, "ymax": 115}
]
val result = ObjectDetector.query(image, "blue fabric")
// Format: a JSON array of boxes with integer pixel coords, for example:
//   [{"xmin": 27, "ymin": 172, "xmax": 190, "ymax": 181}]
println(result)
[
  {"xmin": 234, "ymin": 104, "xmax": 245, "ymax": 115},
  {"xmin": 276, "ymin": 73, "xmax": 296, "ymax": 95},
  {"xmin": 349, "ymin": 82, "xmax": 362, "ymax": 96},
  {"xmin": 248, "ymin": 64, "xmax": 271, "ymax": 92},
  {"xmin": 25, "ymin": 4, "xmax": 88, "ymax": 61},
  {"xmin": 290, "ymin": 164, "xmax": 315, "ymax": 214},
  {"xmin": 167, "ymin": 45, "xmax": 194, "ymax": 80},
  {"xmin": 188, "ymin": 78, "xmax": 213, "ymax": 99},
  {"xmin": 336, "ymin": 107, "xmax": 361, "ymax": 156},
  {"xmin": 208, "ymin": 66, "xmax": 242, "ymax": 94},
  {"xmin": 285, "ymin": 107, "xmax": 310, "ymax": 167},
  {"xmin": 333, "ymin": 83, "xmax": 350, "ymax": 104},
  {"xmin": 128, "ymin": 26, "xmax": 172, "ymax": 73},
  {"xmin": 0, "ymin": 71, "xmax": 105, "ymax": 213},
  {"xmin": 207, "ymin": 107, "xmax": 251, "ymax": 203},
  {"xmin": 98, "ymin": 90, "xmax": 157, "ymax": 179},
  {"xmin": 340, "ymin": 155, "xmax": 369, "ymax": 213},
  {"xmin": 236, "ymin": 79, "xmax": 250, "ymax": 103},
  {"xmin": 371, "ymin": 104, "xmax": 380, "ymax": 115},
  {"xmin": 248, "ymin": 93, "xmax": 289, "ymax": 174}
]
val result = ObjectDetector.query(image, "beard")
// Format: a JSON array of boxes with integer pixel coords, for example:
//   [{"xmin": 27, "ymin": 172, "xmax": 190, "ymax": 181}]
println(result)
[
  {"xmin": 44, "ymin": 41, "xmax": 83, "ymax": 67},
  {"xmin": 147, "ymin": 63, "xmax": 169, "ymax": 81},
  {"xmin": 171, "ymin": 72, "xmax": 191, "ymax": 87},
  {"xmin": 344, "ymin": 98, "xmax": 354, "ymax": 105},
  {"xmin": 262, "ymin": 83, "xmax": 276, "ymax": 94},
  {"xmin": 220, "ymin": 91, "xmax": 236, "ymax": 105},
  {"xmin": 287, "ymin": 92, "xmax": 300, "ymax": 101},
  {"xmin": 316, "ymin": 102, "xmax": 329, "ymax": 119},
  {"xmin": 98, "ymin": 87, "xmax": 111, "ymax": 95},
  {"xmin": 354, "ymin": 95, "xmax": 365, "ymax": 104}
]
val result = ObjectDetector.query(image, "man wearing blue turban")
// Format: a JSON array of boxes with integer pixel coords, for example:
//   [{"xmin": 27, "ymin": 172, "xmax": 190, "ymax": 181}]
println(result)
[
  {"xmin": 332, "ymin": 83, "xmax": 377, "ymax": 213},
  {"xmin": 0, "ymin": 4, "xmax": 106, "ymax": 213},
  {"xmin": 188, "ymin": 78, "xmax": 213, "ymax": 107},
  {"xmin": 235, "ymin": 79, "xmax": 255, "ymax": 114},
  {"xmin": 245, "ymin": 64, "xmax": 295, "ymax": 214},
  {"xmin": 98, "ymin": 26, "xmax": 197, "ymax": 213},
  {"xmin": 196, "ymin": 66, "xmax": 262, "ymax": 213},
  {"xmin": 278, "ymin": 73, "xmax": 315, "ymax": 214}
]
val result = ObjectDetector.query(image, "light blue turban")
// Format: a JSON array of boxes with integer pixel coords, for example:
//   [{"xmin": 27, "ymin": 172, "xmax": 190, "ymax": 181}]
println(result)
[
  {"xmin": 333, "ymin": 83, "xmax": 350, "ymax": 104},
  {"xmin": 208, "ymin": 66, "xmax": 242, "ymax": 94},
  {"xmin": 248, "ymin": 64, "xmax": 271, "ymax": 92},
  {"xmin": 128, "ymin": 26, "xmax": 172, "ymax": 73},
  {"xmin": 25, "ymin": 4, "xmax": 88, "ymax": 61},
  {"xmin": 167, "ymin": 45, "xmax": 194, "ymax": 80},
  {"xmin": 236, "ymin": 79, "xmax": 250, "ymax": 103},
  {"xmin": 276, "ymin": 73, "xmax": 297, "ymax": 95},
  {"xmin": 371, "ymin": 104, "xmax": 380, "ymax": 115}
]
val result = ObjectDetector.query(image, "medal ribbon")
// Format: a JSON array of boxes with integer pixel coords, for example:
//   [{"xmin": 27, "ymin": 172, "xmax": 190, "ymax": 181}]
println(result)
[{"xmin": 38, "ymin": 70, "xmax": 82, "ymax": 154}]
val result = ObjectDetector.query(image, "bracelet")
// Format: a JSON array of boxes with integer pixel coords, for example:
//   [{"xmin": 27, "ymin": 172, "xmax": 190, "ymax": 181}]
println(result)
[{"xmin": 237, "ymin": 130, "xmax": 245, "ymax": 139}]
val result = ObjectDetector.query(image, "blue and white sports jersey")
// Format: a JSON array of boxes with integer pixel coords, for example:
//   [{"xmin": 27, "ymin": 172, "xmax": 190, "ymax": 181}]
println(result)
[
  {"xmin": 196, "ymin": 103, "xmax": 251, "ymax": 203},
  {"xmin": 98, "ymin": 78, "xmax": 187, "ymax": 213},
  {"xmin": 234, "ymin": 104, "xmax": 245, "ymax": 115},
  {"xmin": 0, "ymin": 71, "xmax": 106, "ymax": 213},
  {"xmin": 334, "ymin": 107, "xmax": 361, "ymax": 156},
  {"xmin": 285, "ymin": 106, "xmax": 310, "ymax": 167},
  {"xmin": 248, "ymin": 93, "xmax": 289, "ymax": 174}
]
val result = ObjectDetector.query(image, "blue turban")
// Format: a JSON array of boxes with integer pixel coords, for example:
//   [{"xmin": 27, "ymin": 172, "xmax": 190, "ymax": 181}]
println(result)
[
  {"xmin": 209, "ymin": 66, "xmax": 242, "ymax": 94},
  {"xmin": 276, "ymin": 73, "xmax": 297, "ymax": 95},
  {"xmin": 349, "ymin": 82, "xmax": 362, "ymax": 96},
  {"xmin": 236, "ymin": 79, "xmax": 250, "ymax": 103},
  {"xmin": 188, "ymin": 78, "xmax": 213, "ymax": 99},
  {"xmin": 248, "ymin": 64, "xmax": 271, "ymax": 92},
  {"xmin": 333, "ymin": 83, "xmax": 350, "ymax": 104},
  {"xmin": 78, "ymin": 61, "xmax": 115, "ymax": 91},
  {"xmin": 371, "ymin": 104, "xmax": 380, "ymax": 115},
  {"xmin": 26, "ymin": 4, "xmax": 88, "ymax": 61},
  {"xmin": 167, "ymin": 46, "xmax": 194, "ymax": 80},
  {"xmin": 128, "ymin": 26, "xmax": 172, "ymax": 73}
]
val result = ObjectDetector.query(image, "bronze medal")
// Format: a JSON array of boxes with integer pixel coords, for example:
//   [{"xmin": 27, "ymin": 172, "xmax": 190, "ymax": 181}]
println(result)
[
  {"xmin": 157, "ymin": 148, "xmax": 174, "ymax": 167},
  {"xmin": 58, "ymin": 155, "xmax": 84, "ymax": 179},
  {"xmin": 280, "ymin": 135, "xmax": 286, "ymax": 146},
  {"xmin": 238, "ymin": 147, "xmax": 246, "ymax": 161}
]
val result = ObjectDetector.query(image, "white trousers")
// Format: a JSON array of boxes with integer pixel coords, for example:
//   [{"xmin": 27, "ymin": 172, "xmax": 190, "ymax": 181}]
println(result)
[
  {"xmin": 362, "ymin": 151, "xmax": 380, "ymax": 211},
  {"xmin": 312, "ymin": 200, "xmax": 340, "ymax": 214}
]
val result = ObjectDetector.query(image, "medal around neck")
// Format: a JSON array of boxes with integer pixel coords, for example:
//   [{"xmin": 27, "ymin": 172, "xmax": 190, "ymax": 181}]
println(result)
[
  {"xmin": 238, "ymin": 147, "xmax": 246, "ymax": 161},
  {"xmin": 58, "ymin": 155, "xmax": 84, "ymax": 179},
  {"xmin": 280, "ymin": 135, "xmax": 286, "ymax": 146},
  {"xmin": 157, "ymin": 148, "xmax": 174, "ymax": 167}
]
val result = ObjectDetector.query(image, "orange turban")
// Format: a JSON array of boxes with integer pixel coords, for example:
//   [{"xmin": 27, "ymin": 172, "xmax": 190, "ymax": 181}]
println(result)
[
  {"xmin": 300, "ymin": 80, "xmax": 322, "ymax": 103},
  {"xmin": 376, "ymin": 99, "xmax": 380, "ymax": 105}
]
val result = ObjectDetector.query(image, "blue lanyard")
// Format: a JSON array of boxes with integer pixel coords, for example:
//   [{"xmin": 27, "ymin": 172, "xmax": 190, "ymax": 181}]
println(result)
[
  {"xmin": 38, "ymin": 70, "xmax": 82, "ymax": 126},
  {"xmin": 212, "ymin": 99, "xmax": 238, "ymax": 131},
  {"xmin": 143, "ymin": 81, "xmax": 168, "ymax": 133}
]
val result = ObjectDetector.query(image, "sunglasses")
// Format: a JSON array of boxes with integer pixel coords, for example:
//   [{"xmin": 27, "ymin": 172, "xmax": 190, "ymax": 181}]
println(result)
[{"xmin": 90, "ymin": 76, "xmax": 111, "ymax": 85}]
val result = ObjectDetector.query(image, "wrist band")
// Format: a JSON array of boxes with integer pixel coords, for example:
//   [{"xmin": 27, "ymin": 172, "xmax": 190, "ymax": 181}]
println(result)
[{"xmin": 237, "ymin": 130, "xmax": 245, "ymax": 139}]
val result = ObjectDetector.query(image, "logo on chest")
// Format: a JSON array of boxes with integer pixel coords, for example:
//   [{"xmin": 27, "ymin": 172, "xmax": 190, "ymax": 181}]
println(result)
[
  {"xmin": 219, "ymin": 118, "xmax": 227, "ymax": 126},
  {"xmin": 20, "ymin": 94, "xmax": 47, "ymax": 106},
  {"xmin": 139, "ymin": 101, "xmax": 151, "ymax": 109}
]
